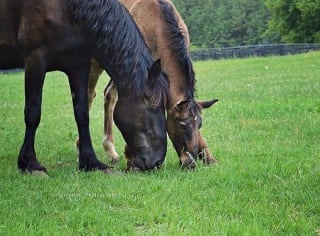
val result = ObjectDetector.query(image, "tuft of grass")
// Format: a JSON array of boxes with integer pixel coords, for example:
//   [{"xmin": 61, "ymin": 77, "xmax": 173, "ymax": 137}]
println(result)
[{"xmin": 0, "ymin": 52, "xmax": 320, "ymax": 235}]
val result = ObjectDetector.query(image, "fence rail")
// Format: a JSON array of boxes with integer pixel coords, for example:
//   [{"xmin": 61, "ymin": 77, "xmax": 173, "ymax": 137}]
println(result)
[{"xmin": 190, "ymin": 44, "xmax": 320, "ymax": 61}]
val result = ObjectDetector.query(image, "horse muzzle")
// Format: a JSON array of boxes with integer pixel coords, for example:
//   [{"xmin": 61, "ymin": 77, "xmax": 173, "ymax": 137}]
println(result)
[
  {"xmin": 179, "ymin": 151, "xmax": 197, "ymax": 169},
  {"xmin": 125, "ymin": 151, "xmax": 165, "ymax": 171}
]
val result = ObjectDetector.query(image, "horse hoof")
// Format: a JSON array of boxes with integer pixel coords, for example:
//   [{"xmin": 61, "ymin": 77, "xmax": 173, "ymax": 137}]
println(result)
[
  {"xmin": 18, "ymin": 167, "xmax": 49, "ymax": 176},
  {"xmin": 18, "ymin": 160, "xmax": 48, "ymax": 175}
]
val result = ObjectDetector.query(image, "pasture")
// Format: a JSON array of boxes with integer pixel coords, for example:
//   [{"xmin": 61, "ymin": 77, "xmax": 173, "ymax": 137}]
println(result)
[{"xmin": 0, "ymin": 52, "xmax": 319, "ymax": 235}]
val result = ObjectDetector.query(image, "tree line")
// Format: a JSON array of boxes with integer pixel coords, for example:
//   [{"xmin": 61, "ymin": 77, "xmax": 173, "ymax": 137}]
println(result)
[{"xmin": 171, "ymin": 0, "xmax": 320, "ymax": 48}]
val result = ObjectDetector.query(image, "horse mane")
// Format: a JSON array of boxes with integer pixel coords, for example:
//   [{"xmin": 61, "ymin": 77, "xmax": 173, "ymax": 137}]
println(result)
[
  {"xmin": 66, "ymin": 0, "xmax": 154, "ymax": 98},
  {"xmin": 157, "ymin": 0, "xmax": 197, "ymax": 103},
  {"xmin": 148, "ymin": 71, "xmax": 170, "ymax": 108}
]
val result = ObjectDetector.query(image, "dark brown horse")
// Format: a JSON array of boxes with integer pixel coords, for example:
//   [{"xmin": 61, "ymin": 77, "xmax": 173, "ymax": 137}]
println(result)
[
  {"xmin": 0, "ymin": 0, "xmax": 169, "ymax": 173},
  {"xmin": 87, "ymin": 0, "xmax": 218, "ymax": 169}
]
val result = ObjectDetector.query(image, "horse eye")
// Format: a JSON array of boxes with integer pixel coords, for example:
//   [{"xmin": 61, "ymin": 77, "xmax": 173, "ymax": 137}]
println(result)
[{"xmin": 148, "ymin": 106, "xmax": 159, "ymax": 113}]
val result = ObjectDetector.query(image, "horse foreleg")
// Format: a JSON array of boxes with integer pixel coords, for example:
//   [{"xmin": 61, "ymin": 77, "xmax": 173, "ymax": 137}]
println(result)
[
  {"xmin": 18, "ymin": 50, "xmax": 47, "ymax": 174},
  {"xmin": 75, "ymin": 59, "xmax": 104, "ymax": 151},
  {"xmin": 102, "ymin": 81, "xmax": 119, "ymax": 164},
  {"xmin": 67, "ymin": 64, "xmax": 110, "ymax": 173},
  {"xmin": 198, "ymin": 131, "xmax": 217, "ymax": 165}
]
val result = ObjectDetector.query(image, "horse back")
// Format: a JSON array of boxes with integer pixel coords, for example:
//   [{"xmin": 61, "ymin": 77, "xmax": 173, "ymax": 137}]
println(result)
[
  {"xmin": 0, "ymin": 0, "xmax": 86, "ymax": 70},
  {"xmin": 0, "ymin": 0, "xmax": 23, "ymax": 69},
  {"xmin": 121, "ymin": 0, "xmax": 189, "ymax": 55}
]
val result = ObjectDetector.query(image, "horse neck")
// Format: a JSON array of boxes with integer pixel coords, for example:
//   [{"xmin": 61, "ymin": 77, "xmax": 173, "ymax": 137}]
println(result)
[
  {"xmin": 67, "ymin": 0, "xmax": 153, "ymax": 97},
  {"xmin": 155, "ymin": 4, "xmax": 193, "ymax": 107},
  {"xmin": 160, "ymin": 49, "xmax": 190, "ymax": 107},
  {"xmin": 148, "ymin": 0, "xmax": 194, "ymax": 106}
]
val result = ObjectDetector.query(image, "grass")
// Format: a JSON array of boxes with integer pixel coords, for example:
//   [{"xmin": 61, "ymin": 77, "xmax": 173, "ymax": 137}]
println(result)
[{"xmin": 0, "ymin": 52, "xmax": 319, "ymax": 235}]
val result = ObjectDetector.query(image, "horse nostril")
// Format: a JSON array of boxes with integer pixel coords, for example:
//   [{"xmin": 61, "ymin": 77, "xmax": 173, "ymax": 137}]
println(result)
[
  {"xmin": 133, "ymin": 158, "xmax": 146, "ymax": 171},
  {"xmin": 154, "ymin": 160, "xmax": 163, "ymax": 169},
  {"xmin": 140, "ymin": 157, "xmax": 163, "ymax": 170}
]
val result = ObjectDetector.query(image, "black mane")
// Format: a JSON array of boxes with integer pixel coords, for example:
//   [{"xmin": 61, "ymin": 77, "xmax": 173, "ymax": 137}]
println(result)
[
  {"xmin": 66, "ymin": 0, "xmax": 154, "ymax": 98},
  {"xmin": 158, "ymin": 0, "xmax": 196, "ymax": 102}
]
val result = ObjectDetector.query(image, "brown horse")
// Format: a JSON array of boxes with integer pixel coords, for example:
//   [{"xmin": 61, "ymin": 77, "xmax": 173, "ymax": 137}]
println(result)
[
  {"xmin": 0, "ymin": 0, "xmax": 169, "ymax": 173},
  {"xmin": 87, "ymin": 0, "xmax": 218, "ymax": 169}
]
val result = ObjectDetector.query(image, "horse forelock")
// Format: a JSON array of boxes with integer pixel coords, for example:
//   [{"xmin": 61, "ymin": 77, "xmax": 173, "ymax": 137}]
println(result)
[
  {"xmin": 66, "ymin": 0, "xmax": 153, "ymax": 98},
  {"xmin": 157, "ymin": 0, "xmax": 196, "ymax": 99}
]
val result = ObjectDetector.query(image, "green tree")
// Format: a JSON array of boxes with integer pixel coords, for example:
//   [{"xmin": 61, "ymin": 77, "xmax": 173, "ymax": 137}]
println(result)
[
  {"xmin": 266, "ymin": 0, "xmax": 320, "ymax": 43},
  {"xmin": 172, "ymin": 0, "xmax": 271, "ymax": 47}
]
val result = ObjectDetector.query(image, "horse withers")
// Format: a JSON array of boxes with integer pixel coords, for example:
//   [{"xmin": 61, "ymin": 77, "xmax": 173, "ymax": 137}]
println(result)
[
  {"xmin": 0, "ymin": 0, "xmax": 169, "ymax": 174},
  {"xmin": 88, "ymin": 0, "xmax": 219, "ymax": 169}
]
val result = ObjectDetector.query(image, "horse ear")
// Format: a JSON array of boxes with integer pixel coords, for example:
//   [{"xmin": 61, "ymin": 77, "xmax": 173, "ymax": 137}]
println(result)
[
  {"xmin": 198, "ymin": 99, "xmax": 219, "ymax": 109},
  {"xmin": 148, "ymin": 59, "xmax": 162, "ymax": 79}
]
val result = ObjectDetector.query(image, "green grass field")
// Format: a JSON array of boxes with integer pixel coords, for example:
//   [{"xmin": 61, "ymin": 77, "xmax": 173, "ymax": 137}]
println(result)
[{"xmin": 0, "ymin": 52, "xmax": 319, "ymax": 235}]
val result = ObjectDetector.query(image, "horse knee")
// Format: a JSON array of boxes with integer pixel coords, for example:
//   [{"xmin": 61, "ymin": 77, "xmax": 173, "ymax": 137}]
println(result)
[{"xmin": 24, "ymin": 107, "xmax": 41, "ymax": 127}]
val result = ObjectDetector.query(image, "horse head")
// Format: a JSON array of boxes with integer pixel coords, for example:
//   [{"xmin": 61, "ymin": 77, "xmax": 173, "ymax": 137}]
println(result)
[
  {"xmin": 113, "ymin": 60, "xmax": 169, "ymax": 171},
  {"xmin": 167, "ymin": 98, "xmax": 218, "ymax": 168}
]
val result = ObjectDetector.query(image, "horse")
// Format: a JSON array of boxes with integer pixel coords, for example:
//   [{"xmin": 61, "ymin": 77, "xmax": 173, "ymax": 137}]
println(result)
[
  {"xmin": 87, "ymin": 0, "xmax": 219, "ymax": 169},
  {"xmin": 0, "ymin": 0, "xmax": 169, "ymax": 174}
]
